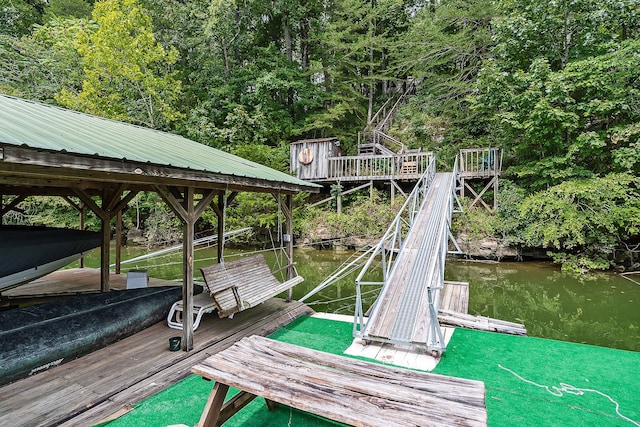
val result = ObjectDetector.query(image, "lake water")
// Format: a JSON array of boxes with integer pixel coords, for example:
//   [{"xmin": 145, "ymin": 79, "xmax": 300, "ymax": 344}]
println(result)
[{"xmin": 86, "ymin": 245, "xmax": 640, "ymax": 352}]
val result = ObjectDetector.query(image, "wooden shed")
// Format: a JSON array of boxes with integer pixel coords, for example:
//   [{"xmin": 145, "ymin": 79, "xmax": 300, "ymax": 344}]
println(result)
[{"xmin": 290, "ymin": 137, "xmax": 341, "ymax": 181}]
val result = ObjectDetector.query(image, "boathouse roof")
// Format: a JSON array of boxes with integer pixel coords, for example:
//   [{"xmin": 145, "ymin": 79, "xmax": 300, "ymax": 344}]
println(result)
[{"xmin": 0, "ymin": 95, "xmax": 320, "ymax": 194}]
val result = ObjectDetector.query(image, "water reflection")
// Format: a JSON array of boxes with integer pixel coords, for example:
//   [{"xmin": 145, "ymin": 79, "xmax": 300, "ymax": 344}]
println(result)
[
  {"xmin": 446, "ymin": 261, "xmax": 640, "ymax": 352},
  {"xmin": 82, "ymin": 246, "xmax": 639, "ymax": 352}
]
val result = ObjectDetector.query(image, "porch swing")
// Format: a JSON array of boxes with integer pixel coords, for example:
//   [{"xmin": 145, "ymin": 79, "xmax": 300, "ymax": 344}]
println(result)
[{"xmin": 167, "ymin": 194, "xmax": 304, "ymax": 330}]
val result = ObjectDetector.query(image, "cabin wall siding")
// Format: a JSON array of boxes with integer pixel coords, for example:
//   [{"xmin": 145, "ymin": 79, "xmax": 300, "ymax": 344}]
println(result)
[{"xmin": 290, "ymin": 139, "xmax": 341, "ymax": 181}]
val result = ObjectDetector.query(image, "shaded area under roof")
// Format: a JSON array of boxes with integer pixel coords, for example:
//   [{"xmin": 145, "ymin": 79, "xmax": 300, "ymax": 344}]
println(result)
[{"xmin": 0, "ymin": 95, "xmax": 320, "ymax": 193}]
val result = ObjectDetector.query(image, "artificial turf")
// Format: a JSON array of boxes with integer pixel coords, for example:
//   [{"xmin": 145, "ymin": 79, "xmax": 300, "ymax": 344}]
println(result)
[{"xmin": 102, "ymin": 315, "xmax": 640, "ymax": 427}]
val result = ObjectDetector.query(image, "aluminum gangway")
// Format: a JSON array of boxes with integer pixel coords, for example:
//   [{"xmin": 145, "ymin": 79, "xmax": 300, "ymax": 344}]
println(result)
[{"xmin": 354, "ymin": 158, "xmax": 461, "ymax": 354}]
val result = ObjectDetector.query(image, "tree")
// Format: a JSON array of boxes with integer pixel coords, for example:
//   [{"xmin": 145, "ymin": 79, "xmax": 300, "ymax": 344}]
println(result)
[
  {"xmin": 0, "ymin": 0, "xmax": 44, "ymax": 37},
  {"xmin": 473, "ymin": 38, "xmax": 640, "ymax": 190},
  {"xmin": 389, "ymin": 0, "xmax": 495, "ymax": 157},
  {"xmin": 56, "ymin": 0, "xmax": 183, "ymax": 129},
  {"xmin": 493, "ymin": 0, "xmax": 640, "ymax": 72},
  {"xmin": 519, "ymin": 173, "xmax": 640, "ymax": 272},
  {"xmin": 0, "ymin": 17, "xmax": 88, "ymax": 101}
]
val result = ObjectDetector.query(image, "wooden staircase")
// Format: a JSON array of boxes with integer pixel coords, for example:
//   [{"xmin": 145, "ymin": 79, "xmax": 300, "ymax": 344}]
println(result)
[{"xmin": 357, "ymin": 79, "xmax": 420, "ymax": 156}]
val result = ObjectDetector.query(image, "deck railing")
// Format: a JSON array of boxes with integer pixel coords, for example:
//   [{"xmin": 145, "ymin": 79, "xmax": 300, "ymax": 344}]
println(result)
[
  {"xmin": 459, "ymin": 147, "xmax": 502, "ymax": 178},
  {"xmin": 327, "ymin": 152, "xmax": 433, "ymax": 181}
]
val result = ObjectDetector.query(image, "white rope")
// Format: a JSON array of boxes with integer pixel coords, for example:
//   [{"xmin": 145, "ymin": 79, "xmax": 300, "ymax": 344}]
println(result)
[
  {"xmin": 306, "ymin": 287, "xmax": 380, "ymax": 306},
  {"xmin": 498, "ymin": 364, "xmax": 640, "ymax": 426}
]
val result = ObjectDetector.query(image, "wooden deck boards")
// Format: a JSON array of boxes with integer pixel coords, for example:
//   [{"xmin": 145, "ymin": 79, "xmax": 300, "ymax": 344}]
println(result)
[
  {"xmin": 0, "ymin": 268, "xmax": 179, "ymax": 306},
  {"xmin": 0, "ymin": 289, "xmax": 312, "ymax": 427}
]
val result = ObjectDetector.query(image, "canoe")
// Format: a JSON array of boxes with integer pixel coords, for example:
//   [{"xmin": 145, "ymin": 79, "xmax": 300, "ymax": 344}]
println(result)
[
  {"xmin": 0, "ymin": 286, "xmax": 182, "ymax": 385},
  {"xmin": 0, "ymin": 226, "xmax": 101, "ymax": 292}
]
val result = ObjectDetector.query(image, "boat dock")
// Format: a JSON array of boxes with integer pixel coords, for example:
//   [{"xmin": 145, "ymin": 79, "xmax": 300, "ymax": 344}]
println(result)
[
  {"xmin": 0, "ymin": 268, "xmax": 177, "ymax": 307},
  {"xmin": 0, "ymin": 270, "xmax": 312, "ymax": 427}
]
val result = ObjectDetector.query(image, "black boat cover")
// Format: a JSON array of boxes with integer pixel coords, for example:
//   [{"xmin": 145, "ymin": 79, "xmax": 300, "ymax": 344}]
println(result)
[{"xmin": 0, "ymin": 226, "xmax": 101, "ymax": 278}]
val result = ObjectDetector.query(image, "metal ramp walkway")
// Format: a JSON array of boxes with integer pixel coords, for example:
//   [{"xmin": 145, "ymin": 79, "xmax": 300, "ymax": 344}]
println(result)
[{"xmin": 354, "ymin": 161, "xmax": 460, "ymax": 354}]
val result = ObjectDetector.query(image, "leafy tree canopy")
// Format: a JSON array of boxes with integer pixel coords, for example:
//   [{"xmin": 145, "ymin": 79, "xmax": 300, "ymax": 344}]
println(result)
[{"xmin": 56, "ymin": 0, "xmax": 183, "ymax": 129}]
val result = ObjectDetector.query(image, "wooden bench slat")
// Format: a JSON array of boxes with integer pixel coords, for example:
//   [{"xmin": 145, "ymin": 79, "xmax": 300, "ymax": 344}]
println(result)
[
  {"xmin": 192, "ymin": 336, "xmax": 487, "ymax": 427},
  {"xmin": 199, "ymin": 254, "xmax": 304, "ymax": 318}
]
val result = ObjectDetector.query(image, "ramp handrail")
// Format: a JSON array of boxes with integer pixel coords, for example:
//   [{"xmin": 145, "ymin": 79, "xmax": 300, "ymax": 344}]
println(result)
[{"xmin": 353, "ymin": 156, "xmax": 436, "ymax": 336}]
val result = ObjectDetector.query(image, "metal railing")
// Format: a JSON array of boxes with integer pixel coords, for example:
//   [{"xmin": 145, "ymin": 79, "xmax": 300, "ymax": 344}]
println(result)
[
  {"xmin": 352, "ymin": 156, "xmax": 436, "ymax": 335},
  {"xmin": 352, "ymin": 156, "xmax": 460, "ymax": 352}
]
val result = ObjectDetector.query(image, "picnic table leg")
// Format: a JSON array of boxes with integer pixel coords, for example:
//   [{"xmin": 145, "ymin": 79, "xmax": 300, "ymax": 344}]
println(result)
[
  {"xmin": 265, "ymin": 399, "xmax": 279, "ymax": 411},
  {"xmin": 198, "ymin": 382, "xmax": 230, "ymax": 427}
]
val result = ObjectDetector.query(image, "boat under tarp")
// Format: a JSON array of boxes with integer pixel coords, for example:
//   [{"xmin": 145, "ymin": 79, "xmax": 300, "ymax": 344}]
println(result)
[
  {"xmin": 0, "ymin": 226, "xmax": 101, "ymax": 292},
  {"xmin": 0, "ymin": 286, "xmax": 184, "ymax": 385}
]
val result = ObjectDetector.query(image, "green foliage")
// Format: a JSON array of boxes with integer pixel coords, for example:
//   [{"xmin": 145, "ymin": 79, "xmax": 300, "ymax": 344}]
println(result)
[
  {"xmin": 56, "ymin": 0, "xmax": 183, "ymax": 129},
  {"xmin": 0, "ymin": 17, "xmax": 88, "ymax": 100},
  {"xmin": 2, "ymin": 0, "xmax": 639, "ymax": 273},
  {"xmin": 0, "ymin": 0, "xmax": 44, "ymax": 37},
  {"xmin": 389, "ymin": 0, "xmax": 495, "ymax": 160},
  {"xmin": 519, "ymin": 173, "xmax": 640, "ymax": 271},
  {"xmin": 1, "ymin": 196, "xmax": 100, "ymax": 230},
  {"xmin": 231, "ymin": 141, "xmax": 290, "ymax": 173},
  {"xmin": 493, "ymin": 0, "xmax": 640, "ymax": 71},
  {"xmin": 44, "ymin": 0, "xmax": 92, "ymax": 19},
  {"xmin": 300, "ymin": 191, "xmax": 400, "ymax": 241},
  {"xmin": 451, "ymin": 205, "xmax": 499, "ymax": 241},
  {"xmin": 473, "ymin": 39, "xmax": 640, "ymax": 190}
]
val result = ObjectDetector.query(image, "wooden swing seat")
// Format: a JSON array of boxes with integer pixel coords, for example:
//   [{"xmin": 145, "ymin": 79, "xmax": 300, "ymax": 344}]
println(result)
[{"xmin": 200, "ymin": 254, "xmax": 304, "ymax": 318}]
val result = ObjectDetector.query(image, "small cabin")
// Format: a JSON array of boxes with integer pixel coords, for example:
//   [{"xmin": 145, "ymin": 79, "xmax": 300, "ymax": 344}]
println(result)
[{"xmin": 290, "ymin": 137, "xmax": 341, "ymax": 181}]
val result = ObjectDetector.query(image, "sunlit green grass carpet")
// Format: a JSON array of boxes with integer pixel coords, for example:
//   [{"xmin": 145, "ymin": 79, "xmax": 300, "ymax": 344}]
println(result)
[{"xmin": 102, "ymin": 316, "xmax": 640, "ymax": 427}]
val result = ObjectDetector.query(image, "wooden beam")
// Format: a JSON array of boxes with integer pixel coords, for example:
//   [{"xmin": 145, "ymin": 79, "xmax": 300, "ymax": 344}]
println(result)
[
  {"xmin": 210, "ymin": 190, "xmax": 237, "ymax": 263},
  {"xmin": 155, "ymin": 185, "xmax": 218, "ymax": 351},
  {"xmin": 182, "ymin": 187, "xmax": 195, "ymax": 351},
  {"xmin": 115, "ymin": 210, "xmax": 122, "ymax": 274},
  {"xmin": 273, "ymin": 193, "xmax": 295, "ymax": 302},
  {"xmin": 215, "ymin": 193, "xmax": 225, "ymax": 264},
  {"xmin": 0, "ymin": 195, "xmax": 26, "ymax": 216},
  {"xmin": 73, "ymin": 188, "xmax": 136, "ymax": 291},
  {"xmin": 194, "ymin": 189, "xmax": 216, "ymax": 219},
  {"xmin": 1, "ymin": 146, "xmax": 319, "ymax": 194},
  {"xmin": 463, "ymin": 181, "xmax": 492, "ymax": 212},
  {"xmin": 198, "ymin": 382, "xmax": 230, "ymax": 427},
  {"xmin": 390, "ymin": 180, "xmax": 407, "ymax": 198},
  {"xmin": 156, "ymin": 185, "xmax": 190, "ymax": 221}
]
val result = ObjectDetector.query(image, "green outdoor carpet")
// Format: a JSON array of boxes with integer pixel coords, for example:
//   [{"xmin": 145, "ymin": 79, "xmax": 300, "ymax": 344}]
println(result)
[{"xmin": 101, "ymin": 316, "xmax": 640, "ymax": 427}]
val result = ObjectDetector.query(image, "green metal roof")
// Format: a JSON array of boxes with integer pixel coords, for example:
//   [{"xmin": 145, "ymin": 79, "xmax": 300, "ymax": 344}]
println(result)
[{"xmin": 0, "ymin": 95, "xmax": 320, "ymax": 192}]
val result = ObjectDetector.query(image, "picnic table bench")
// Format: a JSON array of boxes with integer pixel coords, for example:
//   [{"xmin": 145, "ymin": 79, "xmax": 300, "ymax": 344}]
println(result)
[{"xmin": 191, "ymin": 335, "xmax": 487, "ymax": 427}]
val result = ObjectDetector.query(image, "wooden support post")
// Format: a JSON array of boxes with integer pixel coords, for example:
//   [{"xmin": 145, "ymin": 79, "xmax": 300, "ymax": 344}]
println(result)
[
  {"xmin": 218, "ymin": 391, "xmax": 257, "ymax": 425},
  {"xmin": 369, "ymin": 180, "xmax": 373, "ymax": 199},
  {"xmin": 79, "ymin": 203, "xmax": 85, "ymax": 268},
  {"xmin": 156, "ymin": 185, "xmax": 216, "ymax": 352},
  {"xmin": 183, "ymin": 187, "xmax": 195, "ymax": 351},
  {"xmin": 100, "ymin": 207, "xmax": 111, "ymax": 291},
  {"xmin": 285, "ymin": 194, "xmax": 294, "ymax": 301},
  {"xmin": 336, "ymin": 190, "xmax": 342, "ymax": 214},
  {"xmin": 74, "ymin": 187, "xmax": 138, "ymax": 292},
  {"xmin": 198, "ymin": 382, "xmax": 230, "ymax": 427},
  {"xmin": 115, "ymin": 210, "xmax": 122, "ymax": 274},
  {"xmin": 62, "ymin": 196, "xmax": 87, "ymax": 267},
  {"xmin": 216, "ymin": 193, "xmax": 225, "ymax": 264},
  {"xmin": 494, "ymin": 176, "xmax": 499, "ymax": 211},
  {"xmin": 390, "ymin": 181, "xmax": 395, "ymax": 204}
]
